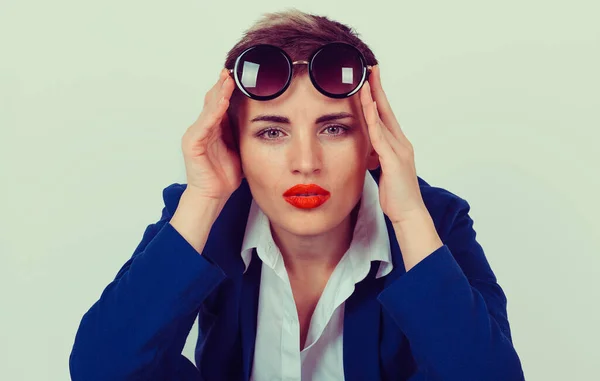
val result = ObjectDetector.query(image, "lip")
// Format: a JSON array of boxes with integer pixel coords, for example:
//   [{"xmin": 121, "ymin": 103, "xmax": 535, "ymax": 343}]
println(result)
[{"xmin": 283, "ymin": 184, "xmax": 331, "ymax": 209}]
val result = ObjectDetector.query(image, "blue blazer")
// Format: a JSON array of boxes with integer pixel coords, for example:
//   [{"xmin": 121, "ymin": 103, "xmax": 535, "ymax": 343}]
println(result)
[{"xmin": 70, "ymin": 168, "xmax": 525, "ymax": 380}]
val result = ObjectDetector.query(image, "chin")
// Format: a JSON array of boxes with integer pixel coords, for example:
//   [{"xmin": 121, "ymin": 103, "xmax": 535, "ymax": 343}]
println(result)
[
  {"xmin": 286, "ymin": 223, "xmax": 333, "ymax": 237},
  {"xmin": 278, "ymin": 208, "xmax": 349, "ymax": 237},
  {"xmin": 279, "ymin": 222, "xmax": 333, "ymax": 238}
]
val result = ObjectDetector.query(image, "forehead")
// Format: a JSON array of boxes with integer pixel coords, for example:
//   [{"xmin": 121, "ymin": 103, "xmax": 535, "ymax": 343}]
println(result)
[{"xmin": 237, "ymin": 74, "xmax": 362, "ymax": 122}]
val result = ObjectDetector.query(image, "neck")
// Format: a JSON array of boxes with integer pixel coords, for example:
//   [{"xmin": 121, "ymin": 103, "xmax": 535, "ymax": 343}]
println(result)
[{"xmin": 271, "ymin": 201, "xmax": 361, "ymax": 280}]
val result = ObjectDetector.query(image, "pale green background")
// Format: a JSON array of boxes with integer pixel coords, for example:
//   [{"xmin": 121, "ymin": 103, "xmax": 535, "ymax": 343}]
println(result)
[{"xmin": 1, "ymin": 0, "xmax": 598, "ymax": 380}]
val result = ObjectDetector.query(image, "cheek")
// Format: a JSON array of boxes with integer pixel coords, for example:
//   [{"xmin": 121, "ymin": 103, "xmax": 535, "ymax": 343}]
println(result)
[
  {"xmin": 239, "ymin": 142, "xmax": 285, "ymax": 190},
  {"xmin": 240, "ymin": 139, "xmax": 271, "ymax": 164},
  {"xmin": 332, "ymin": 139, "xmax": 370, "ymax": 179},
  {"xmin": 331, "ymin": 137, "xmax": 370, "ymax": 167}
]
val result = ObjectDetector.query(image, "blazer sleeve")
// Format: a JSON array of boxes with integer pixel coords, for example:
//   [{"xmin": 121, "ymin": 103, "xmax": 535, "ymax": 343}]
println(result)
[
  {"xmin": 377, "ymin": 196, "xmax": 525, "ymax": 381},
  {"xmin": 69, "ymin": 190, "xmax": 227, "ymax": 381}
]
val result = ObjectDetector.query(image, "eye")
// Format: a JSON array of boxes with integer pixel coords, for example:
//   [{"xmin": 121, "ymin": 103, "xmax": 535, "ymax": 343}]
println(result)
[
  {"xmin": 257, "ymin": 128, "xmax": 286, "ymax": 140},
  {"xmin": 322, "ymin": 125, "xmax": 349, "ymax": 136},
  {"xmin": 256, "ymin": 125, "xmax": 349, "ymax": 141}
]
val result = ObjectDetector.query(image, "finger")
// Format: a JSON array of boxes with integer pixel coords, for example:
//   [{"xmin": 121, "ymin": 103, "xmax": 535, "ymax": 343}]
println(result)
[
  {"xmin": 200, "ymin": 71, "xmax": 234, "ymax": 121},
  {"xmin": 212, "ymin": 68, "xmax": 230, "ymax": 97},
  {"xmin": 367, "ymin": 66, "xmax": 397, "ymax": 127},
  {"xmin": 361, "ymin": 86, "xmax": 396, "ymax": 160},
  {"xmin": 362, "ymin": 83, "xmax": 395, "ymax": 149},
  {"xmin": 207, "ymin": 89, "xmax": 232, "ymax": 126},
  {"xmin": 217, "ymin": 74, "xmax": 235, "ymax": 113},
  {"xmin": 189, "ymin": 75, "xmax": 234, "ymax": 140},
  {"xmin": 374, "ymin": 101, "xmax": 405, "ymax": 156},
  {"xmin": 362, "ymin": 82, "xmax": 409, "ymax": 162},
  {"xmin": 219, "ymin": 67, "xmax": 228, "ymax": 81},
  {"xmin": 204, "ymin": 68, "xmax": 232, "ymax": 109},
  {"xmin": 368, "ymin": 66, "xmax": 410, "ymax": 144}
]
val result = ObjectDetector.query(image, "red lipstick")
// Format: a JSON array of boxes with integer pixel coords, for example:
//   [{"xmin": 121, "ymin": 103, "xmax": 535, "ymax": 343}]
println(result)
[{"xmin": 282, "ymin": 184, "xmax": 331, "ymax": 209}]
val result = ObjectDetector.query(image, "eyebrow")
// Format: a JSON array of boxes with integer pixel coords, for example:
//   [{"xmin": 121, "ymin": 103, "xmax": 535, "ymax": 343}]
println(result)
[{"xmin": 250, "ymin": 112, "xmax": 354, "ymax": 124}]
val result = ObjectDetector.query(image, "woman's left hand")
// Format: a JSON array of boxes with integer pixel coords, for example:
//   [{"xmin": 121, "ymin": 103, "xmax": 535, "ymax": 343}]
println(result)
[{"xmin": 359, "ymin": 65, "xmax": 428, "ymax": 226}]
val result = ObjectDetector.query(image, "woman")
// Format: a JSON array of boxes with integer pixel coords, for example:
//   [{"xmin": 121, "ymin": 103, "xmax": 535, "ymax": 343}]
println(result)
[{"xmin": 70, "ymin": 10, "xmax": 524, "ymax": 381}]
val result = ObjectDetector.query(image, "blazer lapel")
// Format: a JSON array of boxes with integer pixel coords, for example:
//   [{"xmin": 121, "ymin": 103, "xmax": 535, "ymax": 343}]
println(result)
[
  {"xmin": 240, "ymin": 248, "xmax": 261, "ymax": 381},
  {"xmin": 202, "ymin": 179, "xmax": 252, "ymax": 277},
  {"xmin": 343, "ymin": 262, "xmax": 385, "ymax": 381},
  {"xmin": 199, "ymin": 179, "xmax": 260, "ymax": 380}
]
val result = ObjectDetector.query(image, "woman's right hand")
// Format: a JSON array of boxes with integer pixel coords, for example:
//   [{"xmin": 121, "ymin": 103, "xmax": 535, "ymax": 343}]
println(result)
[{"xmin": 180, "ymin": 68, "xmax": 242, "ymax": 202}]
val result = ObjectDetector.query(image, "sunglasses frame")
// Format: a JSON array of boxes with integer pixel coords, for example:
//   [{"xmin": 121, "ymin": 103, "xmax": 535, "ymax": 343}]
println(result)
[{"xmin": 227, "ymin": 41, "xmax": 373, "ymax": 101}]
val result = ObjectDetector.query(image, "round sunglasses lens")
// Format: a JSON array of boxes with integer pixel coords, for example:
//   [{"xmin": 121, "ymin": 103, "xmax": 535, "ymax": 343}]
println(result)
[
  {"xmin": 311, "ymin": 44, "xmax": 365, "ymax": 95},
  {"xmin": 235, "ymin": 46, "xmax": 290, "ymax": 98}
]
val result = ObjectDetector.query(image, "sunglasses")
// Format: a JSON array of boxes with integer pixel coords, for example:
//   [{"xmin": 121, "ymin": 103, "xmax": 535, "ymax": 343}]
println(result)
[{"xmin": 227, "ymin": 42, "xmax": 373, "ymax": 101}]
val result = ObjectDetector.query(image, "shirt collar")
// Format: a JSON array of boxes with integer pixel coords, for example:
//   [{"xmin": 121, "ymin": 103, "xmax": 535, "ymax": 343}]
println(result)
[{"xmin": 240, "ymin": 170, "xmax": 393, "ymax": 280}]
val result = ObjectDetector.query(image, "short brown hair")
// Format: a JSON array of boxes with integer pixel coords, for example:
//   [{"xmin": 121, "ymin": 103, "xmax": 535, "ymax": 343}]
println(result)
[
  {"xmin": 224, "ymin": 9, "xmax": 378, "ymax": 145},
  {"xmin": 224, "ymin": 9, "xmax": 378, "ymax": 74}
]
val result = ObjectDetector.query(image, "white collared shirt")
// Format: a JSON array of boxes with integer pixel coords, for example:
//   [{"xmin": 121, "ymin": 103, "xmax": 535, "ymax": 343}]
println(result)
[{"xmin": 240, "ymin": 171, "xmax": 393, "ymax": 381}]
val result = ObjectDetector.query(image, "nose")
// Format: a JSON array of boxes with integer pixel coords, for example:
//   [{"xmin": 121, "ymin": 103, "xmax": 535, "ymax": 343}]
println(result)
[{"xmin": 288, "ymin": 131, "xmax": 322, "ymax": 176}]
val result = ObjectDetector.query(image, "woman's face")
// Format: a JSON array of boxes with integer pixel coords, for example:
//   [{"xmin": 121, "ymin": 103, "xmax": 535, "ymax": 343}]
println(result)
[{"xmin": 236, "ymin": 74, "xmax": 379, "ymax": 237}]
